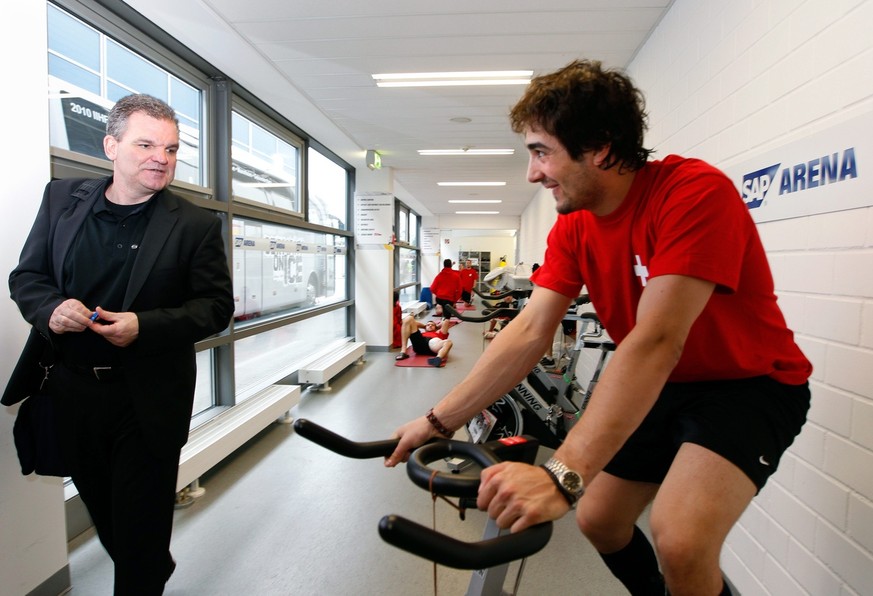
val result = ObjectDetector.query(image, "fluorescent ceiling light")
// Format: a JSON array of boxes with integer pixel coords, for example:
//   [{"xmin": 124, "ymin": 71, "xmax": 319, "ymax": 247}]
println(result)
[
  {"xmin": 455, "ymin": 211, "xmax": 500, "ymax": 215},
  {"xmin": 373, "ymin": 70, "xmax": 532, "ymax": 88},
  {"xmin": 438, "ymin": 181, "xmax": 506, "ymax": 187},
  {"xmin": 418, "ymin": 149, "xmax": 515, "ymax": 156},
  {"xmin": 448, "ymin": 200, "xmax": 503, "ymax": 204}
]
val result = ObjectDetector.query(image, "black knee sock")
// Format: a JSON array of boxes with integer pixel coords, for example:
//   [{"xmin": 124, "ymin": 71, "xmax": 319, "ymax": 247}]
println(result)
[{"xmin": 599, "ymin": 525, "xmax": 665, "ymax": 596}]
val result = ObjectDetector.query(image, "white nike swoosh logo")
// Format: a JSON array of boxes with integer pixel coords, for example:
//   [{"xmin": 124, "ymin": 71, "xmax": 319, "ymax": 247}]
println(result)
[{"xmin": 759, "ymin": 456, "xmax": 771, "ymax": 466}]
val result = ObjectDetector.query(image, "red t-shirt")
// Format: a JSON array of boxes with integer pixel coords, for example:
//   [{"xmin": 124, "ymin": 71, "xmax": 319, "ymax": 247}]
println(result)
[
  {"xmin": 430, "ymin": 267, "xmax": 461, "ymax": 302},
  {"xmin": 459, "ymin": 268, "xmax": 478, "ymax": 292},
  {"xmin": 531, "ymin": 155, "xmax": 811, "ymax": 385},
  {"xmin": 422, "ymin": 330, "xmax": 449, "ymax": 341}
]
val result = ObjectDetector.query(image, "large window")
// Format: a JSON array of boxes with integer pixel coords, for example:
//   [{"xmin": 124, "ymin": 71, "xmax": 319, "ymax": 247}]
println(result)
[
  {"xmin": 46, "ymin": 0, "xmax": 355, "ymax": 423},
  {"xmin": 394, "ymin": 201, "xmax": 421, "ymax": 304},
  {"xmin": 232, "ymin": 218, "xmax": 348, "ymax": 323},
  {"xmin": 308, "ymin": 147, "xmax": 348, "ymax": 230},
  {"xmin": 231, "ymin": 110, "xmax": 300, "ymax": 214},
  {"xmin": 47, "ymin": 3, "xmax": 203, "ymax": 184}
]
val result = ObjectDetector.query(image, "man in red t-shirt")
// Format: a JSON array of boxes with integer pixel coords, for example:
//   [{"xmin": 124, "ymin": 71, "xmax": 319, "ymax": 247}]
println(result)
[
  {"xmin": 394, "ymin": 316, "xmax": 453, "ymax": 367},
  {"xmin": 458, "ymin": 260, "xmax": 478, "ymax": 306},
  {"xmin": 387, "ymin": 60, "xmax": 811, "ymax": 596},
  {"xmin": 429, "ymin": 259, "xmax": 461, "ymax": 317}
]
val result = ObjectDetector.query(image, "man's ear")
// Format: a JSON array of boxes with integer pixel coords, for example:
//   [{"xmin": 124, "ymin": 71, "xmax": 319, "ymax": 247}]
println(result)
[
  {"xmin": 591, "ymin": 145, "xmax": 611, "ymax": 168},
  {"xmin": 103, "ymin": 135, "xmax": 117, "ymax": 161}
]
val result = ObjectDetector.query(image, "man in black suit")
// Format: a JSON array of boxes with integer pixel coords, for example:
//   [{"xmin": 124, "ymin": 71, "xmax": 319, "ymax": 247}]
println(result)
[{"xmin": 7, "ymin": 94, "xmax": 234, "ymax": 594}]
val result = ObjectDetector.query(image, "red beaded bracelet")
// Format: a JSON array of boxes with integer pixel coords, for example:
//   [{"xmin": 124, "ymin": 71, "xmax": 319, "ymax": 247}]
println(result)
[{"xmin": 426, "ymin": 408, "xmax": 454, "ymax": 437}]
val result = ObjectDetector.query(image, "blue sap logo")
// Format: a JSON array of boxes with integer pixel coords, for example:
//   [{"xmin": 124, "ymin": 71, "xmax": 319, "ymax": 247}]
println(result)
[
  {"xmin": 742, "ymin": 148, "xmax": 858, "ymax": 211},
  {"xmin": 742, "ymin": 164, "xmax": 781, "ymax": 209}
]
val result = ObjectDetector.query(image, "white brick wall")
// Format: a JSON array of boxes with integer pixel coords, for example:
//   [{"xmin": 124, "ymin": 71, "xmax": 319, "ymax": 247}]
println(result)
[
  {"xmin": 518, "ymin": 0, "xmax": 873, "ymax": 593},
  {"xmin": 631, "ymin": 0, "xmax": 873, "ymax": 593}
]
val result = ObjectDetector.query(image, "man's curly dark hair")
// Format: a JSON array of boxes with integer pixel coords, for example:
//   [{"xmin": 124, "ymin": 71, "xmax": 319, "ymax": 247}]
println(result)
[{"xmin": 510, "ymin": 59, "xmax": 653, "ymax": 172}]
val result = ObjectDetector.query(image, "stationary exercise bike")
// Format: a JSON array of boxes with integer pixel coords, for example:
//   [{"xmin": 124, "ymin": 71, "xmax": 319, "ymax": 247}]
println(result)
[
  {"xmin": 443, "ymin": 296, "xmax": 616, "ymax": 450},
  {"xmin": 292, "ymin": 418, "xmax": 553, "ymax": 596}
]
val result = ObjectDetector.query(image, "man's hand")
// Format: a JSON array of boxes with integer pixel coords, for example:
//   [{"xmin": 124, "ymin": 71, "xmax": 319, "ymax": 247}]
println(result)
[
  {"xmin": 49, "ymin": 298, "xmax": 95, "ymax": 334},
  {"xmin": 88, "ymin": 306, "xmax": 140, "ymax": 347},
  {"xmin": 477, "ymin": 461, "xmax": 571, "ymax": 533},
  {"xmin": 384, "ymin": 416, "xmax": 439, "ymax": 467}
]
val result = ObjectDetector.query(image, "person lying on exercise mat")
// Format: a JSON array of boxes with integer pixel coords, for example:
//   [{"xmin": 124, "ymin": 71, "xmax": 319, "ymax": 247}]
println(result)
[{"xmin": 395, "ymin": 315, "xmax": 453, "ymax": 367}]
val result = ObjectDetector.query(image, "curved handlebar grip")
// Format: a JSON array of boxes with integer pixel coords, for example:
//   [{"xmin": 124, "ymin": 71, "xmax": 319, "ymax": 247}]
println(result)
[
  {"xmin": 473, "ymin": 285, "xmax": 531, "ymax": 300},
  {"xmin": 574, "ymin": 293, "xmax": 591, "ymax": 305},
  {"xmin": 406, "ymin": 440, "xmax": 501, "ymax": 498},
  {"xmin": 444, "ymin": 303, "xmax": 518, "ymax": 323},
  {"xmin": 379, "ymin": 515, "xmax": 553, "ymax": 570},
  {"xmin": 293, "ymin": 418, "xmax": 399, "ymax": 459}
]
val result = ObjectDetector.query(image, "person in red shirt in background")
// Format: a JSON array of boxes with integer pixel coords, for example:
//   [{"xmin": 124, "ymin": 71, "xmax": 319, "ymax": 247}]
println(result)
[
  {"xmin": 394, "ymin": 317, "xmax": 453, "ymax": 367},
  {"xmin": 459, "ymin": 260, "xmax": 478, "ymax": 306},
  {"xmin": 391, "ymin": 292, "xmax": 403, "ymax": 349},
  {"xmin": 429, "ymin": 259, "xmax": 461, "ymax": 318}
]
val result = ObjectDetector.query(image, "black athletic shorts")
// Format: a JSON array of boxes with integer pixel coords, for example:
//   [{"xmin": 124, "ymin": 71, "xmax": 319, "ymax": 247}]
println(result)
[
  {"xmin": 409, "ymin": 330, "xmax": 435, "ymax": 356},
  {"xmin": 603, "ymin": 376, "xmax": 810, "ymax": 491}
]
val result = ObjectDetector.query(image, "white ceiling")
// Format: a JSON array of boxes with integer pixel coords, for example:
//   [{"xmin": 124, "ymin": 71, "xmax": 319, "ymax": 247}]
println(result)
[{"xmin": 126, "ymin": 0, "xmax": 673, "ymax": 219}]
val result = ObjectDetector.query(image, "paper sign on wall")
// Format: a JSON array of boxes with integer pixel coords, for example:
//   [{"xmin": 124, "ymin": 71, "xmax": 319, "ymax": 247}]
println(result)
[{"xmin": 354, "ymin": 192, "xmax": 394, "ymax": 245}]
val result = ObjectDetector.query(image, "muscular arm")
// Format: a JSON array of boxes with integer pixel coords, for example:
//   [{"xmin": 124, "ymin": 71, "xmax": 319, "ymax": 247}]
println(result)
[
  {"xmin": 478, "ymin": 274, "xmax": 715, "ymax": 531},
  {"xmin": 385, "ymin": 286, "xmax": 573, "ymax": 465}
]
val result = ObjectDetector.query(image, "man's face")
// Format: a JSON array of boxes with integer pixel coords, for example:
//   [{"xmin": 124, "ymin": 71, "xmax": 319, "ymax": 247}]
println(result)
[
  {"xmin": 425, "ymin": 322, "xmax": 437, "ymax": 332},
  {"xmin": 104, "ymin": 111, "xmax": 179, "ymax": 199},
  {"xmin": 523, "ymin": 126, "xmax": 606, "ymax": 215}
]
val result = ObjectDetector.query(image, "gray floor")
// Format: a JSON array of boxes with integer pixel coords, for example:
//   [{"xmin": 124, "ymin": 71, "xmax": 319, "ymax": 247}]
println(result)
[{"xmin": 67, "ymin": 310, "xmax": 636, "ymax": 595}]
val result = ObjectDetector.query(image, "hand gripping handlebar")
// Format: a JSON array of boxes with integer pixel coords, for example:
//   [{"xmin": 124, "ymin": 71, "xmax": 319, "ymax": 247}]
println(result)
[{"xmin": 292, "ymin": 419, "xmax": 553, "ymax": 569}]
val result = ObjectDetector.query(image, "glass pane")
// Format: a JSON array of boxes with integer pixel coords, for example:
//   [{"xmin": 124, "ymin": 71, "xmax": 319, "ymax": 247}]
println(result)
[
  {"xmin": 170, "ymin": 78, "xmax": 200, "ymax": 130},
  {"xmin": 409, "ymin": 212, "xmax": 419, "ymax": 246},
  {"xmin": 47, "ymin": 5, "xmax": 100, "ymax": 71},
  {"xmin": 48, "ymin": 55, "xmax": 100, "ymax": 95},
  {"xmin": 232, "ymin": 112, "xmax": 300, "ymax": 213},
  {"xmin": 307, "ymin": 148, "xmax": 348, "ymax": 230},
  {"xmin": 234, "ymin": 309, "xmax": 348, "ymax": 401},
  {"xmin": 232, "ymin": 218, "xmax": 348, "ymax": 322},
  {"xmin": 397, "ymin": 286, "xmax": 419, "ymax": 304},
  {"xmin": 397, "ymin": 207, "xmax": 409, "ymax": 244},
  {"xmin": 398, "ymin": 247, "xmax": 418, "ymax": 287},
  {"xmin": 192, "ymin": 349, "xmax": 214, "ymax": 416},
  {"xmin": 106, "ymin": 39, "xmax": 168, "ymax": 101}
]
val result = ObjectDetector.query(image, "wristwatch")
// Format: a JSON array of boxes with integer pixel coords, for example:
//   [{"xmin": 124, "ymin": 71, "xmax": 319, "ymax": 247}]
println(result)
[{"xmin": 541, "ymin": 457, "xmax": 585, "ymax": 506}]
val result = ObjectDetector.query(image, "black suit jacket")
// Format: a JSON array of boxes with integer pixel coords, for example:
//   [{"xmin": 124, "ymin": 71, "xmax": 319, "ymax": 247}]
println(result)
[{"xmin": 4, "ymin": 177, "xmax": 234, "ymax": 456}]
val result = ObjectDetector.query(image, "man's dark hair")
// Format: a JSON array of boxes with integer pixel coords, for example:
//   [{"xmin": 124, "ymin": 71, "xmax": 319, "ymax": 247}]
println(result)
[
  {"xmin": 510, "ymin": 59, "xmax": 653, "ymax": 172},
  {"xmin": 107, "ymin": 94, "xmax": 179, "ymax": 139},
  {"xmin": 443, "ymin": 259, "xmax": 452, "ymax": 268}
]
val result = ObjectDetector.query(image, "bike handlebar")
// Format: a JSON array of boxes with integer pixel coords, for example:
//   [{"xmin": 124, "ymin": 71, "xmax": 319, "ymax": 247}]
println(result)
[
  {"xmin": 293, "ymin": 418, "xmax": 401, "ymax": 458},
  {"xmin": 473, "ymin": 285, "xmax": 531, "ymax": 301},
  {"xmin": 378, "ymin": 515, "xmax": 552, "ymax": 570},
  {"xmin": 293, "ymin": 418, "xmax": 555, "ymax": 568},
  {"xmin": 406, "ymin": 438, "xmax": 501, "ymax": 497},
  {"xmin": 444, "ymin": 303, "xmax": 519, "ymax": 322}
]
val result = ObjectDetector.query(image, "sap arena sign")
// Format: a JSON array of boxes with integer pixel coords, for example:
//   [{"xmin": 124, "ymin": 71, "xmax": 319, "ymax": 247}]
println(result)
[{"xmin": 723, "ymin": 111, "xmax": 870, "ymax": 223}]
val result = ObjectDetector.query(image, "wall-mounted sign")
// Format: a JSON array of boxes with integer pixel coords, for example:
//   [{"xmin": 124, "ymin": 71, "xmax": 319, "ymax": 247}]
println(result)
[
  {"xmin": 722, "ymin": 111, "xmax": 870, "ymax": 223},
  {"xmin": 420, "ymin": 227, "xmax": 440, "ymax": 254},
  {"xmin": 354, "ymin": 192, "xmax": 394, "ymax": 245}
]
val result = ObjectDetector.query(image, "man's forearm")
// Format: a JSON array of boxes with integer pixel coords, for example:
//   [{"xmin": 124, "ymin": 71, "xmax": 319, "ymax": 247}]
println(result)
[{"xmin": 431, "ymin": 309, "xmax": 554, "ymax": 431}]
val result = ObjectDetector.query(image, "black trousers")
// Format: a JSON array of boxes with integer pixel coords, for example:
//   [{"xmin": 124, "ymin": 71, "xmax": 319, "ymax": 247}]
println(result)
[{"xmin": 53, "ymin": 364, "xmax": 179, "ymax": 595}]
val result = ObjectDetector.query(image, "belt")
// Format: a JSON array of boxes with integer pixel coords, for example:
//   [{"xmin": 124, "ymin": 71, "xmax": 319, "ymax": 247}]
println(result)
[{"xmin": 64, "ymin": 362, "xmax": 125, "ymax": 382}]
